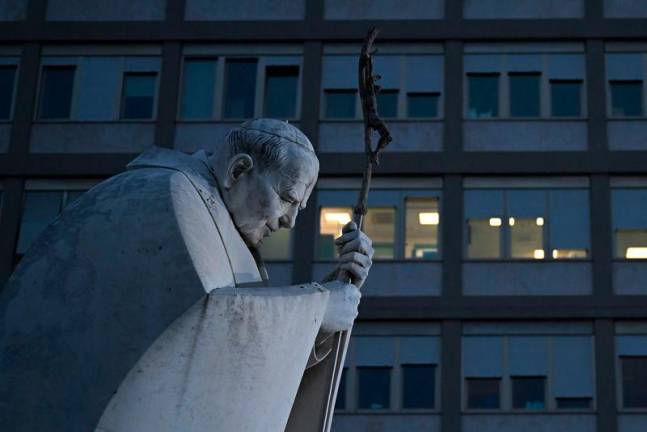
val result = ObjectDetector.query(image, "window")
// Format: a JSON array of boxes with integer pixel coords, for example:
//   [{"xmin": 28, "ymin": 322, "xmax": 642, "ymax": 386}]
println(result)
[
  {"xmin": 335, "ymin": 368, "xmax": 347, "ymax": 410},
  {"xmin": 357, "ymin": 367, "xmax": 391, "ymax": 409},
  {"xmin": 512, "ymin": 377, "xmax": 546, "ymax": 410},
  {"xmin": 264, "ymin": 66, "xmax": 299, "ymax": 118},
  {"xmin": 363, "ymin": 208, "xmax": 396, "ymax": 259},
  {"xmin": 376, "ymin": 89, "xmax": 398, "ymax": 118},
  {"xmin": 551, "ymin": 80, "xmax": 582, "ymax": 117},
  {"xmin": 467, "ymin": 73, "xmax": 499, "ymax": 118},
  {"xmin": 324, "ymin": 89, "xmax": 356, "ymax": 119},
  {"xmin": 224, "ymin": 59, "xmax": 257, "ymax": 119},
  {"xmin": 407, "ymin": 92, "xmax": 439, "ymax": 118},
  {"xmin": 0, "ymin": 66, "xmax": 16, "ymax": 120},
  {"xmin": 621, "ymin": 357, "xmax": 647, "ymax": 408},
  {"xmin": 405, "ymin": 197, "xmax": 440, "ymax": 259},
  {"xmin": 610, "ymin": 80, "xmax": 643, "ymax": 117},
  {"xmin": 612, "ymin": 188, "xmax": 647, "ymax": 259},
  {"xmin": 180, "ymin": 58, "xmax": 217, "ymax": 119},
  {"xmin": 121, "ymin": 73, "xmax": 157, "ymax": 120},
  {"xmin": 556, "ymin": 397, "xmax": 592, "ymax": 409},
  {"xmin": 38, "ymin": 66, "xmax": 75, "ymax": 120},
  {"xmin": 509, "ymin": 73, "xmax": 540, "ymax": 118},
  {"xmin": 467, "ymin": 378, "xmax": 500, "ymax": 409},
  {"xmin": 258, "ymin": 228, "xmax": 291, "ymax": 261},
  {"xmin": 402, "ymin": 365, "xmax": 436, "ymax": 409}
]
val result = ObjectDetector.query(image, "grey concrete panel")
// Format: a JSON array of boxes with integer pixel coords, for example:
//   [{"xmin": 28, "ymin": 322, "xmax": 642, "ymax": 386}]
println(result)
[
  {"xmin": 605, "ymin": 0, "xmax": 647, "ymax": 17},
  {"xmin": 185, "ymin": 0, "xmax": 305, "ymax": 20},
  {"xmin": 0, "ymin": 124, "xmax": 10, "ymax": 152},
  {"xmin": 608, "ymin": 121, "xmax": 647, "ymax": 151},
  {"xmin": 318, "ymin": 122, "xmax": 443, "ymax": 153},
  {"xmin": 463, "ymin": 262, "xmax": 593, "ymax": 296},
  {"xmin": 463, "ymin": 121, "xmax": 588, "ymax": 151},
  {"xmin": 313, "ymin": 261, "xmax": 442, "ymax": 296},
  {"xmin": 332, "ymin": 414, "xmax": 440, "ymax": 432},
  {"xmin": 613, "ymin": 262, "xmax": 647, "ymax": 295},
  {"xmin": 266, "ymin": 263, "xmax": 293, "ymax": 286},
  {"xmin": 30, "ymin": 123, "xmax": 155, "ymax": 153},
  {"xmin": 0, "ymin": 0, "xmax": 27, "ymax": 20},
  {"xmin": 619, "ymin": 415, "xmax": 647, "ymax": 432},
  {"xmin": 464, "ymin": 0, "xmax": 583, "ymax": 18},
  {"xmin": 463, "ymin": 414, "xmax": 596, "ymax": 432},
  {"xmin": 324, "ymin": 0, "xmax": 443, "ymax": 20},
  {"xmin": 46, "ymin": 0, "xmax": 165, "ymax": 21}
]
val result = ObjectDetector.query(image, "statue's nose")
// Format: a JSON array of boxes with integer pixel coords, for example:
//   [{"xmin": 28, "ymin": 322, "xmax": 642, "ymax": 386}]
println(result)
[{"xmin": 279, "ymin": 207, "xmax": 298, "ymax": 229}]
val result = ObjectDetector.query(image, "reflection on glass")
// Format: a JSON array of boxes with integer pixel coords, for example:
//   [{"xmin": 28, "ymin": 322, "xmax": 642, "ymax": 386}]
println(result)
[
  {"xmin": 402, "ymin": 365, "xmax": 436, "ymax": 408},
  {"xmin": 335, "ymin": 368, "xmax": 347, "ymax": 410},
  {"xmin": 468, "ymin": 73, "xmax": 499, "ymax": 118},
  {"xmin": 407, "ymin": 92, "xmax": 439, "ymax": 118},
  {"xmin": 610, "ymin": 81, "xmax": 643, "ymax": 116},
  {"xmin": 16, "ymin": 192, "xmax": 63, "ymax": 254},
  {"xmin": 616, "ymin": 229, "xmax": 647, "ymax": 259},
  {"xmin": 358, "ymin": 367, "xmax": 391, "ymax": 409},
  {"xmin": 551, "ymin": 80, "xmax": 582, "ymax": 117},
  {"xmin": 467, "ymin": 378, "xmax": 500, "ymax": 409},
  {"xmin": 258, "ymin": 228, "xmax": 291, "ymax": 261},
  {"xmin": 0, "ymin": 66, "xmax": 16, "ymax": 119},
  {"xmin": 224, "ymin": 59, "xmax": 257, "ymax": 119},
  {"xmin": 376, "ymin": 89, "xmax": 398, "ymax": 118},
  {"xmin": 264, "ymin": 66, "xmax": 299, "ymax": 118},
  {"xmin": 512, "ymin": 377, "xmax": 546, "ymax": 410},
  {"xmin": 510, "ymin": 218, "xmax": 544, "ymax": 259},
  {"xmin": 325, "ymin": 90, "xmax": 356, "ymax": 119},
  {"xmin": 363, "ymin": 207, "xmax": 396, "ymax": 259},
  {"xmin": 556, "ymin": 397, "xmax": 592, "ymax": 409},
  {"xmin": 509, "ymin": 73, "xmax": 540, "ymax": 118},
  {"xmin": 121, "ymin": 73, "xmax": 157, "ymax": 119},
  {"xmin": 405, "ymin": 197, "xmax": 439, "ymax": 259},
  {"xmin": 319, "ymin": 207, "xmax": 352, "ymax": 259},
  {"xmin": 467, "ymin": 218, "xmax": 501, "ymax": 258},
  {"xmin": 180, "ymin": 58, "xmax": 217, "ymax": 119},
  {"xmin": 39, "ymin": 66, "xmax": 75, "ymax": 119},
  {"xmin": 622, "ymin": 357, "xmax": 647, "ymax": 408}
]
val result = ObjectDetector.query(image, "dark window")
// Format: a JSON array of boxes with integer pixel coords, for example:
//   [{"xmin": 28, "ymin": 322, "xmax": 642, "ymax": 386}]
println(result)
[
  {"xmin": 466, "ymin": 378, "xmax": 500, "ymax": 409},
  {"xmin": 264, "ymin": 65, "xmax": 299, "ymax": 119},
  {"xmin": 180, "ymin": 58, "xmax": 217, "ymax": 119},
  {"xmin": 38, "ymin": 66, "xmax": 75, "ymax": 120},
  {"xmin": 512, "ymin": 377, "xmax": 546, "ymax": 410},
  {"xmin": 509, "ymin": 72, "xmax": 541, "ymax": 118},
  {"xmin": 325, "ymin": 89, "xmax": 356, "ymax": 119},
  {"xmin": 610, "ymin": 80, "xmax": 643, "ymax": 116},
  {"xmin": 224, "ymin": 59, "xmax": 257, "ymax": 119},
  {"xmin": 335, "ymin": 368, "xmax": 347, "ymax": 410},
  {"xmin": 402, "ymin": 364, "xmax": 436, "ymax": 409},
  {"xmin": 376, "ymin": 89, "xmax": 398, "ymax": 118},
  {"xmin": 556, "ymin": 397, "xmax": 592, "ymax": 409},
  {"xmin": 551, "ymin": 80, "xmax": 582, "ymax": 117},
  {"xmin": 622, "ymin": 357, "xmax": 647, "ymax": 408},
  {"xmin": 357, "ymin": 367, "xmax": 391, "ymax": 409},
  {"xmin": 16, "ymin": 191, "xmax": 63, "ymax": 255},
  {"xmin": 468, "ymin": 73, "xmax": 499, "ymax": 118},
  {"xmin": 121, "ymin": 73, "xmax": 156, "ymax": 120},
  {"xmin": 407, "ymin": 92, "xmax": 439, "ymax": 118},
  {"xmin": 0, "ymin": 66, "xmax": 16, "ymax": 119}
]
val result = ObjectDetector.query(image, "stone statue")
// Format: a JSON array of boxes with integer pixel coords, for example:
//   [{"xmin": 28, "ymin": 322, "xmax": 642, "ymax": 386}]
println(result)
[{"xmin": 0, "ymin": 119, "xmax": 374, "ymax": 432}]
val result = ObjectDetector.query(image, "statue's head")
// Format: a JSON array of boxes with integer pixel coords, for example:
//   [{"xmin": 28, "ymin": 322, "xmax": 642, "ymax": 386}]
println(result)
[{"xmin": 212, "ymin": 119, "xmax": 319, "ymax": 248}]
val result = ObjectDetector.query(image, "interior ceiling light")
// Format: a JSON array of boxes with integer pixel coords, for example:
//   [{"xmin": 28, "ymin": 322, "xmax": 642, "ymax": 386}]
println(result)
[
  {"xmin": 534, "ymin": 249, "xmax": 545, "ymax": 259},
  {"xmin": 626, "ymin": 247, "xmax": 647, "ymax": 259},
  {"xmin": 324, "ymin": 212, "xmax": 352, "ymax": 225},
  {"xmin": 418, "ymin": 212, "xmax": 439, "ymax": 225},
  {"xmin": 509, "ymin": 217, "xmax": 515, "ymax": 226},
  {"xmin": 489, "ymin": 217, "xmax": 502, "ymax": 227},
  {"xmin": 536, "ymin": 217, "xmax": 545, "ymax": 226}
]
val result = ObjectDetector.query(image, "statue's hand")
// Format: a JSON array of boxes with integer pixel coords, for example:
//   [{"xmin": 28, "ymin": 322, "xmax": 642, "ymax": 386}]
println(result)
[
  {"xmin": 335, "ymin": 221, "xmax": 374, "ymax": 289},
  {"xmin": 320, "ymin": 280, "xmax": 361, "ymax": 332}
]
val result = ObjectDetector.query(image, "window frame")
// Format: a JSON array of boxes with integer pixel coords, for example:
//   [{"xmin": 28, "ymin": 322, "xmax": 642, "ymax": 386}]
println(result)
[
  {"xmin": 36, "ymin": 64, "xmax": 77, "ymax": 121},
  {"xmin": 178, "ymin": 55, "xmax": 219, "ymax": 121},
  {"xmin": 609, "ymin": 79, "xmax": 644, "ymax": 118},
  {"xmin": 0, "ymin": 63, "xmax": 18, "ymax": 122},
  {"xmin": 119, "ymin": 71, "xmax": 159, "ymax": 121},
  {"xmin": 619, "ymin": 355, "xmax": 647, "ymax": 411},
  {"xmin": 611, "ymin": 185, "xmax": 647, "ymax": 262},
  {"xmin": 549, "ymin": 78, "xmax": 584, "ymax": 118},
  {"xmin": 605, "ymin": 50, "xmax": 647, "ymax": 119}
]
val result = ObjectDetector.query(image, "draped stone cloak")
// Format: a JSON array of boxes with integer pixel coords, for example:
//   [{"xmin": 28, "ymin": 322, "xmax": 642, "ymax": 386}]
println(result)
[{"xmin": 0, "ymin": 147, "xmax": 330, "ymax": 432}]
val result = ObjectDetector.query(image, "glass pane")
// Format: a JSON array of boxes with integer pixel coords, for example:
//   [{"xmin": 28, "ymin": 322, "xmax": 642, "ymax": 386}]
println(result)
[
  {"xmin": 325, "ymin": 90, "xmax": 356, "ymax": 119},
  {"xmin": 468, "ymin": 74, "xmax": 499, "ymax": 118},
  {"xmin": 402, "ymin": 365, "xmax": 436, "ymax": 409},
  {"xmin": 39, "ymin": 66, "xmax": 75, "ymax": 120},
  {"xmin": 318, "ymin": 207, "xmax": 352, "ymax": 259},
  {"xmin": 407, "ymin": 92, "xmax": 438, "ymax": 118},
  {"xmin": 612, "ymin": 189, "xmax": 647, "ymax": 259},
  {"xmin": 405, "ymin": 197, "xmax": 440, "ymax": 259},
  {"xmin": 264, "ymin": 66, "xmax": 299, "ymax": 118},
  {"xmin": 551, "ymin": 80, "xmax": 582, "ymax": 117},
  {"xmin": 510, "ymin": 218, "xmax": 544, "ymax": 259},
  {"xmin": 335, "ymin": 368, "xmax": 347, "ymax": 410},
  {"xmin": 0, "ymin": 66, "xmax": 16, "ymax": 119},
  {"xmin": 622, "ymin": 357, "xmax": 647, "ymax": 408},
  {"xmin": 617, "ymin": 229, "xmax": 647, "ymax": 259},
  {"xmin": 467, "ymin": 378, "xmax": 500, "ymax": 409},
  {"xmin": 65, "ymin": 190, "xmax": 86, "ymax": 207},
  {"xmin": 467, "ymin": 219, "xmax": 501, "ymax": 258},
  {"xmin": 258, "ymin": 228, "xmax": 291, "ymax": 260},
  {"xmin": 556, "ymin": 397, "xmax": 592, "ymax": 409},
  {"xmin": 122, "ymin": 73, "xmax": 156, "ymax": 119},
  {"xmin": 611, "ymin": 81, "xmax": 643, "ymax": 116},
  {"xmin": 363, "ymin": 207, "xmax": 396, "ymax": 259},
  {"xmin": 510, "ymin": 73, "xmax": 540, "ymax": 118},
  {"xmin": 512, "ymin": 377, "xmax": 546, "ymax": 410},
  {"xmin": 16, "ymin": 191, "xmax": 63, "ymax": 254},
  {"xmin": 357, "ymin": 367, "xmax": 391, "ymax": 409},
  {"xmin": 549, "ymin": 189, "xmax": 590, "ymax": 260},
  {"xmin": 180, "ymin": 58, "xmax": 216, "ymax": 119},
  {"xmin": 376, "ymin": 90, "xmax": 398, "ymax": 118},
  {"xmin": 224, "ymin": 59, "xmax": 257, "ymax": 119}
]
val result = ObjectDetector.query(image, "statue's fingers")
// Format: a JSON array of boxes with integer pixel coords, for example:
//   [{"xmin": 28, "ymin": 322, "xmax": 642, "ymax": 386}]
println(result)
[
  {"xmin": 334, "ymin": 229, "xmax": 359, "ymax": 245},
  {"xmin": 339, "ymin": 262, "xmax": 366, "ymax": 285},
  {"xmin": 339, "ymin": 251, "xmax": 371, "ymax": 269},
  {"xmin": 338, "ymin": 238, "xmax": 365, "ymax": 256},
  {"xmin": 342, "ymin": 221, "xmax": 358, "ymax": 234}
]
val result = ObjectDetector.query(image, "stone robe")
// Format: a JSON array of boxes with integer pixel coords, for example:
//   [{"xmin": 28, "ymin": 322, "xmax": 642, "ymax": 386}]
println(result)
[{"xmin": 0, "ymin": 147, "xmax": 331, "ymax": 432}]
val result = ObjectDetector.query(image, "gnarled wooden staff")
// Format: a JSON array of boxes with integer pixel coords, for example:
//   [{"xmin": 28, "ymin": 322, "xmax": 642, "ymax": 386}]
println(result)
[{"xmin": 321, "ymin": 26, "xmax": 392, "ymax": 432}]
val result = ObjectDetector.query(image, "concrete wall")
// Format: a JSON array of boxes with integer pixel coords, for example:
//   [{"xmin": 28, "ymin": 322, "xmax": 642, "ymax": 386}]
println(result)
[
  {"xmin": 613, "ymin": 262, "xmax": 647, "ymax": 295},
  {"xmin": 313, "ymin": 262, "xmax": 442, "ymax": 296},
  {"xmin": 332, "ymin": 414, "xmax": 440, "ymax": 432},
  {"xmin": 463, "ymin": 415, "xmax": 595, "ymax": 432},
  {"xmin": 30, "ymin": 123, "xmax": 155, "ymax": 153},
  {"xmin": 464, "ymin": 0, "xmax": 583, "ymax": 18},
  {"xmin": 604, "ymin": 0, "xmax": 647, "ymax": 18},
  {"xmin": 463, "ymin": 262, "xmax": 592, "ymax": 296},
  {"xmin": 266, "ymin": 263, "xmax": 293, "ymax": 287},
  {"xmin": 324, "ymin": 0, "xmax": 443, "ymax": 20},
  {"xmin": 0, "ymin": 124, "xmax": 10, "ymax": 152},
  {"xmin": 46, "ymin": 0, "xmax": 165, "ymax": 20},
  {"xmin": 464, "ymin": 121, "xmax": 587, "ymax": 151},
  {"xmin": 185, "ymin": 0, "xmax": 304, "ymax": 20},
  {"xmin": 608, "ymin": 121, "xmax": 647, "ymax": 151},
  {"xmin": 318, "ymin": 122, "xmax": 443, "ymax": 152},
  {"xmin": 0, "ymin": 0, "xmax": 27, "ymax": 20},
  {"xmin": 619, "ymin": 415, "xmax": 647, "ymax": 432}
]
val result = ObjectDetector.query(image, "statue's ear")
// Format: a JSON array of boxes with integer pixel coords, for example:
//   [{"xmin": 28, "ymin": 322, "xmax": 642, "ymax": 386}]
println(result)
[{"xmin": 224, "ymin": 153, "xmax": 254, "ymax": 189}]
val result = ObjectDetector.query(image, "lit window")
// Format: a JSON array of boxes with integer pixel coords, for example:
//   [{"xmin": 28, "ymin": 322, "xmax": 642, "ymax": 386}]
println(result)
[
  {"xmin": 16, "ymin": 192, "xmax": 63, "ymax": 255},
  {"xmin": 556, "ymin": 397, "xmax": 592, "ymax": 409},
  {"xmin": 0, "ymin": 66, "xmax": 16, "ymax": 120},
  {"xmin": 325, "ymin": 89, "xmax": 356, "ymax": 119},
  {"xmin": 376, "ymin": 89, "xmax": 398, "ymax": 118},
  {"xmin": 180, "ymin": 58, "xmax": 217, "ymax": 119},
  {"xmin": 335, "ymin": 368, "xmax": 347, "ymax": 410},
  {"xmin": 38, "ymin": 66, "xmax": 75, "ymax": 120},
  {"xmin": 264, "ymin": 65, "xmax": 299, "ymax": 119},
  {"xmin": 467, "ymin": 73, "xmax": 499, "ymax": 118},
  {"xmin": 512, "ymin": 377, "xmax": 546, "ymax": 410},
  {"xmin": 612, "ymin": 189, "xmax": 647, "ymax": 259},
  {"xmin": 224, "ymin": 59, "xmax": 257, "ymax": 119},
  {"xmin": 121, "ymin": 73, "xmax": 157, "ymax": 119},
  {"xmin": 509, "ymin": 72, "xmax": 541, "ymax": 118},
  {"xmin": 405, "ymin": 197, "xmax": 440, "ymax": 259},
  {"xmin": 402, "ymin": 364, "xmax": 436, "ymax": 409},
  {"xmin": 357, "ymin": 367, "xmax": 391, "ymax": 409},
  {"xmin": 467, "ymin": 378, "xmax": 500, "ymax": 409},
  {"xmin": 610, "ymin": 80, "xmax": 643, "ymax": 117},
  {"xmin": 318, "ymin": 207, "xmax": 352, "ymax": 259},
  {"xmin": 363, "ymin": 207, "xmax": 396, "ymax": 259},
  {"xmin": 621, "ymin": 357, "xmax": 647, "ymax": 408},
  {"xmin": 258, "ymin": 228, "xmax": 291, "ymax": 261},
  {"xmin": 407, "ymin": 92, "xmax": 439, "ymax": 118},
  {"xmin": 551, "ymin": 80, "xmax": 582, "ymax": 117},
  {"xmin": 467, "ymin": 218, "xmax": 501, "ymax": 259}
]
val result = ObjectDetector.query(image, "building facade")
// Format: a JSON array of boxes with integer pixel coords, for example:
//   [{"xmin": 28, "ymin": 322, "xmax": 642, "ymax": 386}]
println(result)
[{"xmin": 1, "ymin": 1, "xmax": 647, "ymax": 431}]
